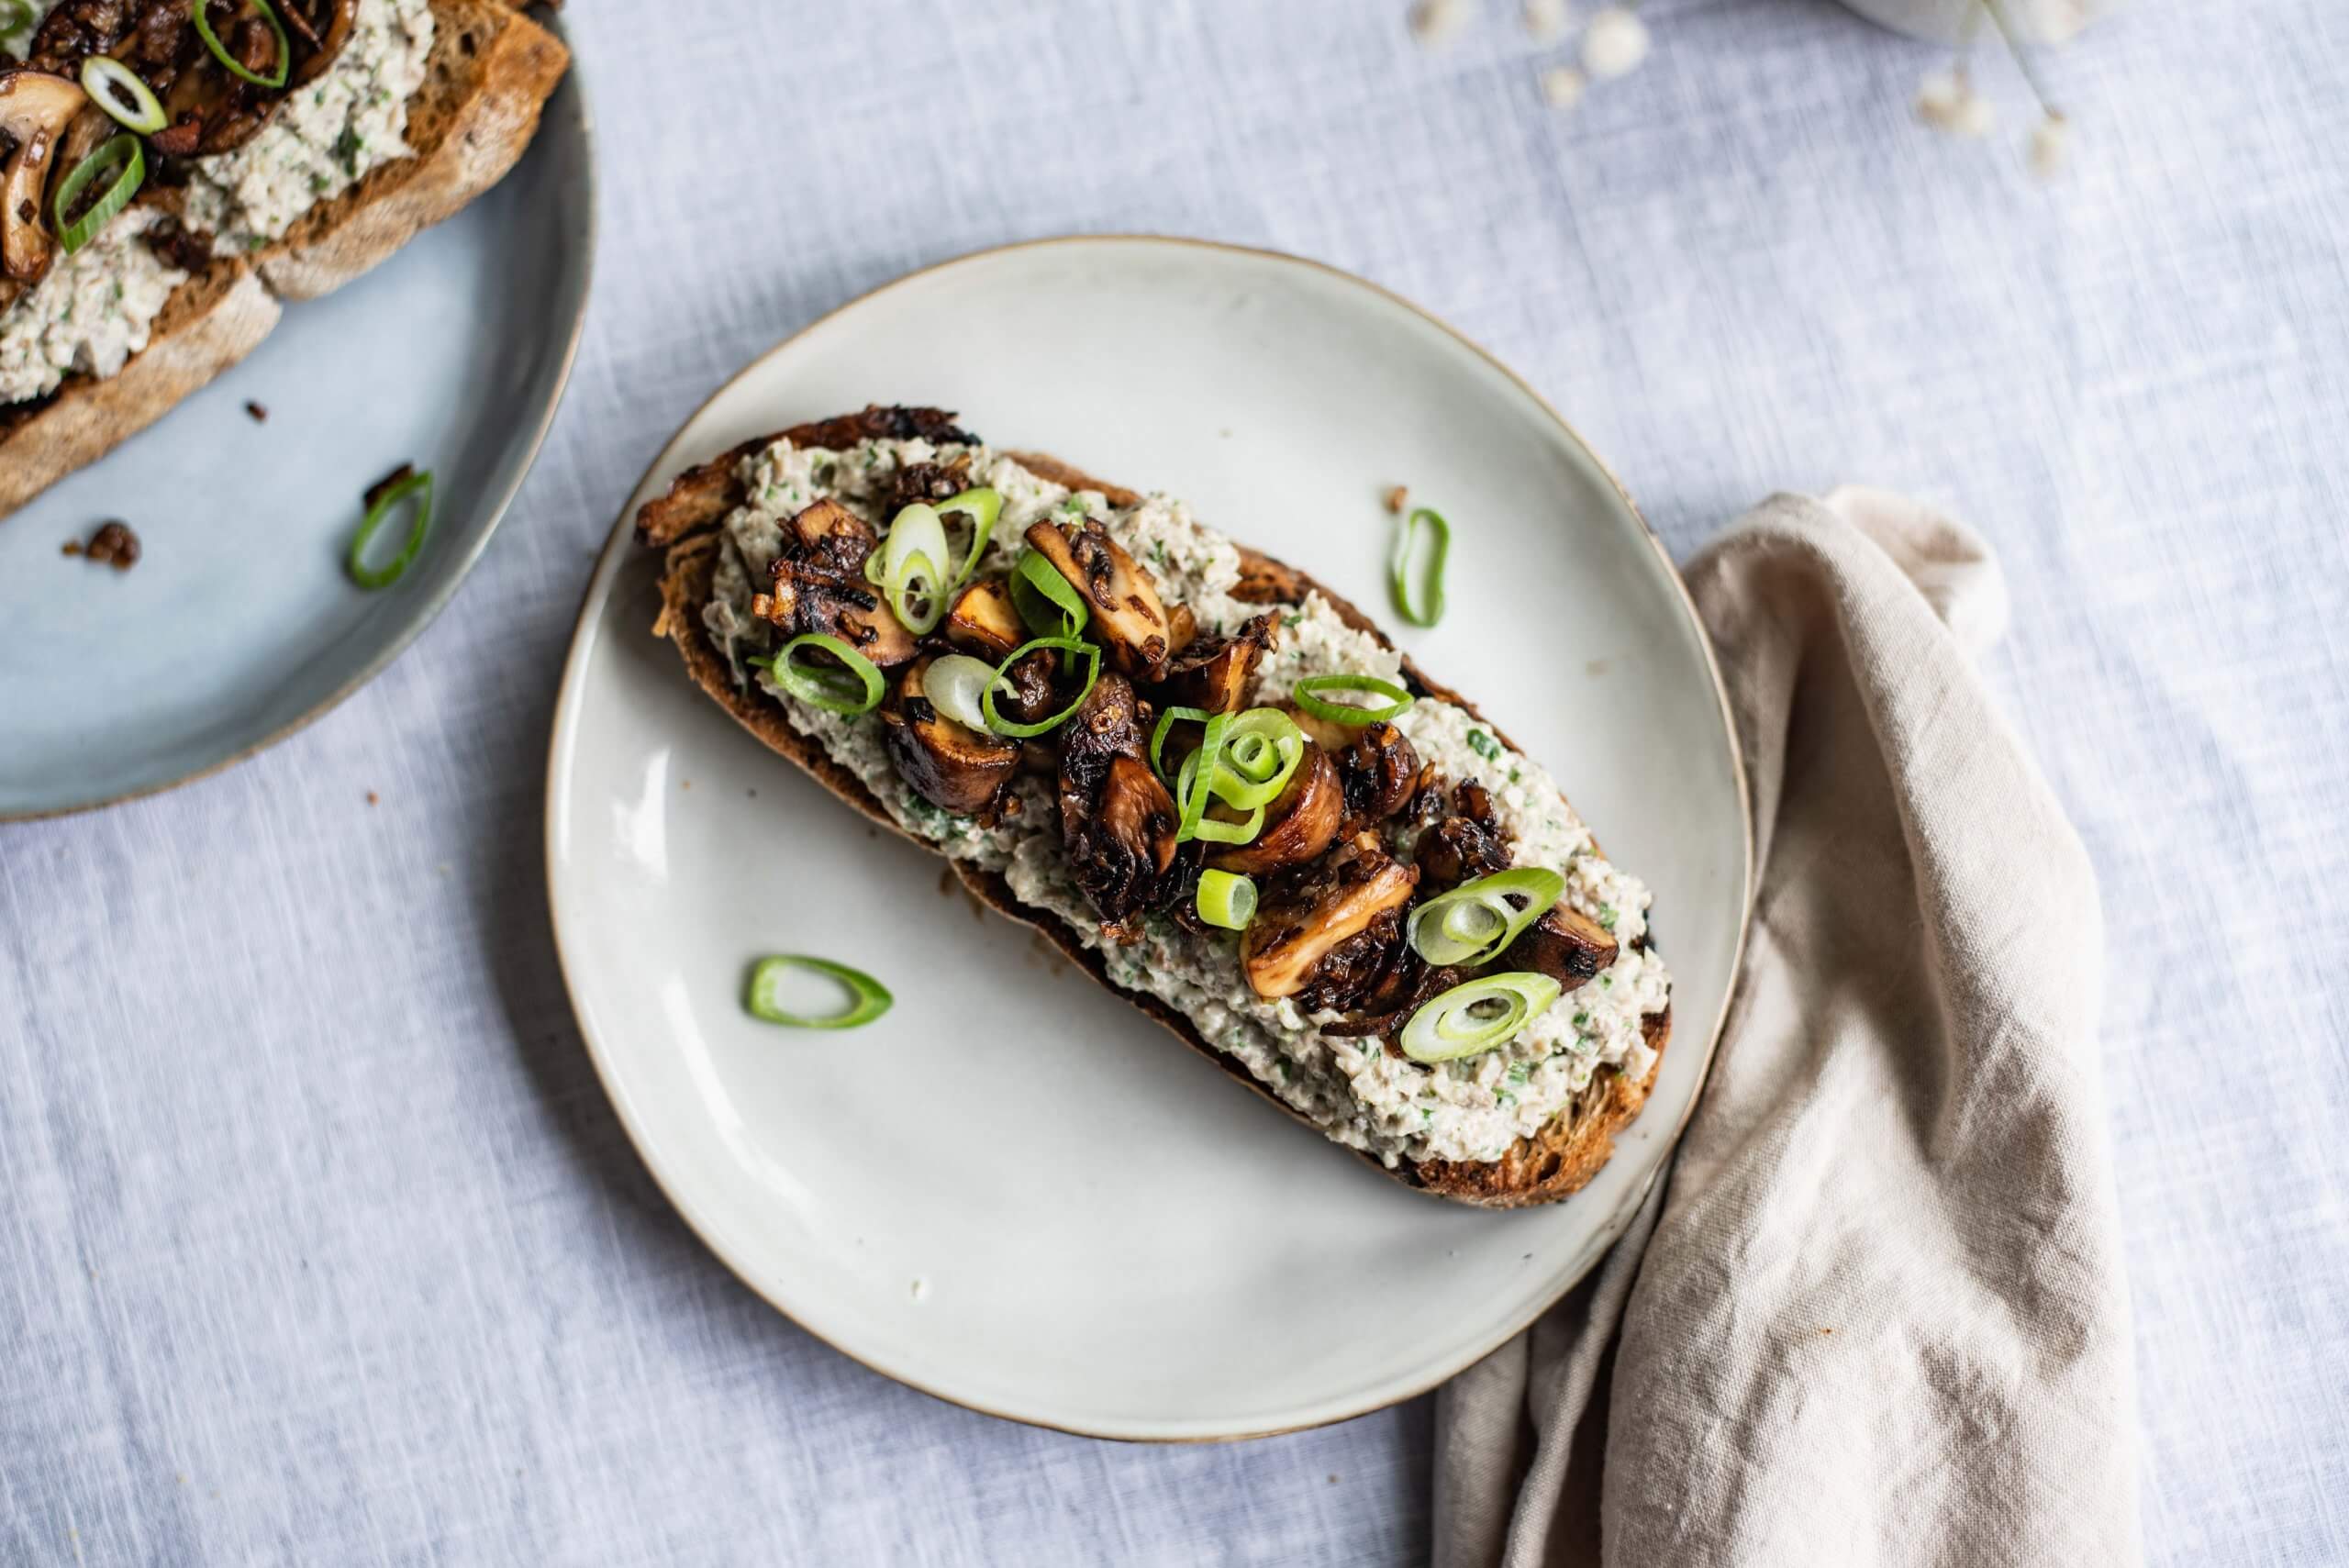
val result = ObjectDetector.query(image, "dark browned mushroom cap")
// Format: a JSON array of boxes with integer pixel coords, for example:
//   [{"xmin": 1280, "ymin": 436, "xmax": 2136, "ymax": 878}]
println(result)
[
  {"xmin": 1411, "ymin": 779, "xmax": 1511, "ymax": 890},
  {"xmin": 38, "ymin": 0, "xmax": 351, "ymax": 158},
  {"xmin": 882, "ymin": 657, "xmax": 1019, "ymax": 817},
  {"xmin": 1501, "ymin": 904, "xmax": 1618, "ymax": 992},
  {"xmin": 990, "ymin": 645, "xmax": 1060, "ymax": 728},
  {"xmin": 0, "ymin": 69, "xmax": 89, "ymax": 287},
  {"xmin": 1057, "ymin": 673, "xmax": 1183, "ymax": 942},
  {"xmin": 1241, "ymin": 833, "xmax": 1419, "ymax": 1000},
  {"xmin": 942, "ymin": 577, "xmax": 1023, "ymax": 662},
  {"xmin": 750, "ymin": 498, "xmax": 918, "ymax": 668},
  {"xmin": 1331, "ymin": 721, "xmax": 1420, "ymax": 837},
  {"xmin": 1205, "ymin": 741, "xmax": 1344, "ymax": 877},
  {"xmin": 1152, "ymin": 612, "xmax": 1275, "ymax": 716},
  {"xmin": 25, "ymin": 0, "xmax": 136, "ymax": 72},
  {"xmin": 877, "ymin": 453, "xmax": 973, "ymax": 517},
  {"xmin": 1022, "ymin": 518, "xmax": 1172, "ymax": 681}
]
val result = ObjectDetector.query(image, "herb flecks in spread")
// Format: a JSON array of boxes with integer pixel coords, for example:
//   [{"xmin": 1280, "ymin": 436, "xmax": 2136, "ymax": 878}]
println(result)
[
  {"xmin": 0, "ymin": 202, "xmax": 183, "ymax": 402},
  {"xmin": 703, "ymin": 435, "xmax": 1672, "ymax": 1168},
  {"xmin": 185, "ymin": 0, "xmax": 434, "ymax": 248}
]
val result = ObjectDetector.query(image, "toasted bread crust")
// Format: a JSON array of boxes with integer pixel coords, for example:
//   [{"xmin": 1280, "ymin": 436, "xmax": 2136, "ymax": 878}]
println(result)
[
  {"xmin": 0, "ymin": 0, "xmax": 568, "ymax": 517},
  {"xmin": 258, "ymin": 0, "xmax": 571, "ymax": 301},
  {"xmin": 0, "ymin": 263, "xmax": 280, "ymax": 517},
  {"xmin": 651, "ymin": 414, "xmax": 1669, "ymax": 1207}
]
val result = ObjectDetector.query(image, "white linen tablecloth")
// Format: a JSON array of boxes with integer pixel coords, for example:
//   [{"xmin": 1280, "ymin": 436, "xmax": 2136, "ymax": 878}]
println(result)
[{"xmin": 3, "ymin": 1, "xmax": 2342, "ymax": 1562}]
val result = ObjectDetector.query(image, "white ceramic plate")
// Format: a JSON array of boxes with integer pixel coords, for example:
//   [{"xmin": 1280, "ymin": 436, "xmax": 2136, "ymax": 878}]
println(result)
[{"xmin": 546, "ymin": 237, "xmax": 1750, "ymax": 1440}]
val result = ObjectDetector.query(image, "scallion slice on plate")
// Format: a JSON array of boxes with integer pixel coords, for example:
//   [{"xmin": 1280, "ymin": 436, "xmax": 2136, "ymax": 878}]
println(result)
[{"xmin": 745, "ymin": 955, "xmax": 893, "ymax": 1029}]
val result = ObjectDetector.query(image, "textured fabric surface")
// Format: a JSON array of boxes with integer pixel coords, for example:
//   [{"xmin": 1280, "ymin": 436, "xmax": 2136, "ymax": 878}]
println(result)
[
  {"xmin": 1434, "ymin": 491, "xmax": 2141, "ymax": 1565},
  {"xmin": 2, "ymin": 1, "xmax": 2343, "ymax": 1563}
]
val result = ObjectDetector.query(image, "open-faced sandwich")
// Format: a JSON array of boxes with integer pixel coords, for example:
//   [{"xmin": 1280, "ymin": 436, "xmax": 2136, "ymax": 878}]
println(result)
[
  {"xmin": 638, "ymin": 406, "xmax": 1673, "ymax": 1207},
  {"xmin": 1, "ymin": 0, "xmax": 568, "ymax": 515}
]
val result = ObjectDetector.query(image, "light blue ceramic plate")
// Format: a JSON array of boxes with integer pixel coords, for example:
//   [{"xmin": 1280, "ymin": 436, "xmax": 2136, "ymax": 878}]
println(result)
[{"xmin": 0, "ymin": 31, "xmax": 594, "ymax": 820}]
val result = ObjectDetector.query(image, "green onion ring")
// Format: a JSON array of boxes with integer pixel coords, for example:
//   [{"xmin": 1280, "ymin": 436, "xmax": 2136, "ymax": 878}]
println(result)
[
  {"xmin": 193, "ymin": 0, "xmax": 291, "ymax": 89},
  {"xmin": 1204, "ymin": 708, "xmax": 1305, "ymax": 810},
  {"xmin": 1292, "ymin": 673, "xmax": 1415, "ymax": 728},
  {"xmin": 1196, "ymin": 869, "xmax": 1258, "ymax": 931},
  {"xmin": 744, "ymin": 955, "xmax": 894, "ymax": 1029},
  {"xmin": 1173, "ymin": 747, "xmax": 1267, "ymax": 844},
  {"xmin": 1400, "ymin": 972, "xmax": 1562, "ymax": 1063},
  {"xmin": 1188, "ymin": 800, "xmax": 1264, "ymax": 844},
  {"xmin": 877, "ymin": 503, "xmax": 951, "ymax": 634},
  {"xmin": 938, "ymin": 487, "xmax": 1002, "ymax": 591},
  {"xmin": 1406, "ymin": 867, "xmax": 1566, "ymax": 967},
  {"xmin": 1171, "ymin": 713, "xmax": 1232, "ymax": 842},
  {"xmin": 51, "ymin": 133, "xmax": 143, "ymax": 255},
  {"xmin": 981, "ymin": 636, "xmax": 1100, "ymax": 739},
  {"xmin": 345, "ymin": 467, "xmax": 434, "ymax": 589},
  {"xmin": 1390, "ymin": 506, "xmax": 1451, "ymax": 628},
  {"xmin": 1009, "ymin": 548, "xmax": 1090, "ymax": 638},
  {"xmin": 79, "ymin": 57, "xmax": 168, "ymax": 134},
  {"xmin": 921, "ymin": 652, "xmax": 1001, "ymax": 733},
  {"xmin": 753, "ymin": 633, "xmax": 886, "ymax": 716},
  {"xmin": 1148, "ymin": 705, "xmax": 1213, "ymax": 782},
  {"xmin": 0, "ymin": 0, "xmax": 35, "ymax": 34}
]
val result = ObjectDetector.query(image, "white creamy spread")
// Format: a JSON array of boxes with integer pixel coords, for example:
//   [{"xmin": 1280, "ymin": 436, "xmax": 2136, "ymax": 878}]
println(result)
[
  {"xmin": 707, "ymin": 438, "xmax": 1672, "ymax": 1167},
  {"xmin": 0, "ymin": 206, "xmax": 186, "ymax": 404},
  {"xmin": 185, "ymin": 0, "xmax": 436, "ymax": 247}
]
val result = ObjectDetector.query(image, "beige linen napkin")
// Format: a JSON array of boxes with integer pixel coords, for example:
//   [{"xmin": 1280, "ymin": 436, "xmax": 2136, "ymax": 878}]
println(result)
[{"xmin": 1433, "ymin": 490, "xmax": 2142, "ymax": 1567}]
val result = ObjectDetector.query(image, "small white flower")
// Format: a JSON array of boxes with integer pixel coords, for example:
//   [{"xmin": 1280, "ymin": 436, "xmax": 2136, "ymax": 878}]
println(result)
[
  {"xmin": 2028, "ymin": 112, "xmax": 2072, "ymax": 178},
  {"xmin": 1540, "ymin": 63, "xmax": 1586, "ymax": 110},
  {"xmin": 1522, "ymin": 0, "xmax": 1570, "ymax": 42},
  {"xmin": 1410, "ymin": 0, "xmax": 1476, "ymax": 49},
  {"xmin": 1916, "ymin": 66, "xmax": 1993, "ymax": 137},
  {"xmin": 1580, "ymin": 7, "xmax": 1651, "ymax": 80},
  {"xmin": 1916, "ymin": 67, "xmax": 1965, "ymax": 122}
]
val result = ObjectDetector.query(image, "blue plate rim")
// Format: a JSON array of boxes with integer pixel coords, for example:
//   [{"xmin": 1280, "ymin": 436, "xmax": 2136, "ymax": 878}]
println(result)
[{"xmin": 2, "ymin": 18, "xmax": 597, "ymax": 824}]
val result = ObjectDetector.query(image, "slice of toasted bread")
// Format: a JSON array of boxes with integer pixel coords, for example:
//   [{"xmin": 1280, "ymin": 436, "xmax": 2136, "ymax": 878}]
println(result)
[
  {"xmin": 257, "ymin": 0, "xmax": 570, "ymax": 302},
  {"xmin": 644, "ymin": 412, "xmax": 1670, "ymax": 1208},
  {"xmin": 0, "ymin": 261, "xmax": 280, "ymax": 517},
  {"xmin": 0, "ymin": 0, "xmax": 568, "ymax": 517}
]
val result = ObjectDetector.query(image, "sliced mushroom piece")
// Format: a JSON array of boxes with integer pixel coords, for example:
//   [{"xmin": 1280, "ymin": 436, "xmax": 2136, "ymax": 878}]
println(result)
[
  {"xmin": 1332, "ymin": 721, "xmax": 1420, "ymax": 836},
  {"xmin": 990, "ymin": 645, "xmax": 1060, "ymax": 728},
  {"xmin": 881, "ymin": 657, "xmax": 1019, "ymax": 817},
  {"xmin": 1057, "ymin": 673, "xmax": 1183, "ymax": 941},
  {"xmin": 943, "ymin": 577, "xmax": 1024, "ymax": 661},
  {"xmin": 288, "ymin": 0, "xmax": 358, "ymax": 85},
  {"xmin": 1166, "ymin": 601, "xmax": 1197, "ymax": 656},
  {"xmin": 1241, "ymin": 834, "xmax": 1420, "ymax": 1001},
  {"xmin": 1500, "ymin": 904, "xmax": 1619, "ymax": 991},
  {"xmin": 0, "ymin": 70, "xmax": 89, "ymax": 284},
  {"xmin": 1206, "ymin": 741, "xmax": 1344, "ymax": 876},
  {"xmin": 1153, "ymin": 611, "xmax": 1275, "ymax": 716},
  {"xmin": 1022, "ymin": 518, "xmax": 1172, "ymax": 680},
  {"xmin": 26, "ymin": 0, "xmax": 134, "ymax": 72},
  {"xmin": 50, "ymin": 100, "xmax": 110, "ymax": 199},
  {"xmin": 750, "ymin": 498, "xmax": 918, "ymax": 668},
  {"xmin": 1412, "ymin": 779, "xmax": 1512, "ymax": 890},
  {"xmin": 878, "ymin": 453, "xmax": 973, "ymax": 517}
]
